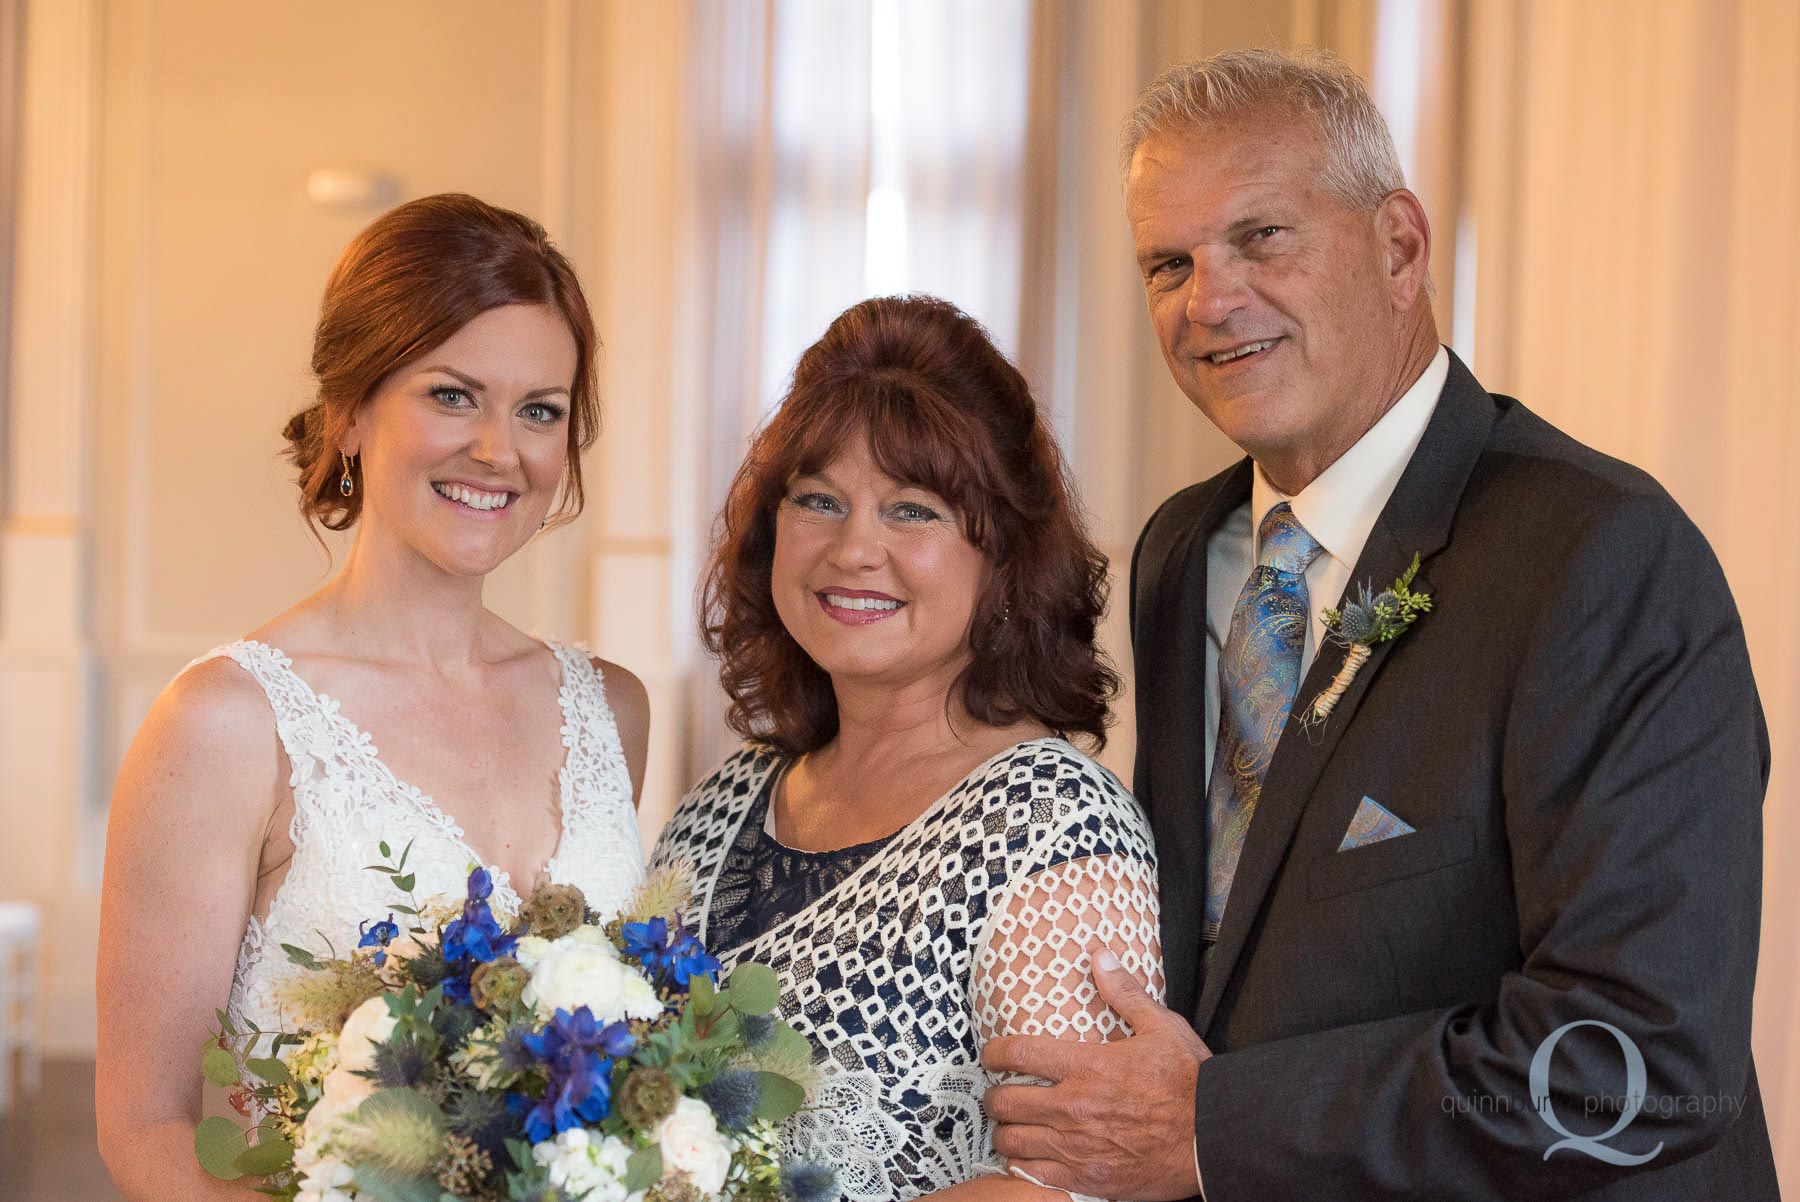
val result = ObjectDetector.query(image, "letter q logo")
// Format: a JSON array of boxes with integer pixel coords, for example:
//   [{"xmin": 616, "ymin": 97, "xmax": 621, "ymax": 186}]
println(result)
[{"xmin": 1529, "ymin": 1020, "xmax": 1664, "ymax": 1165}]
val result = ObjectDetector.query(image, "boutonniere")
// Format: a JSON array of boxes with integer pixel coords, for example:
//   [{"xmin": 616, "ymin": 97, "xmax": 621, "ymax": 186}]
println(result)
[{"xmin": 1305, "ymin": 553, "xmax": 1432, "ymax": 724}]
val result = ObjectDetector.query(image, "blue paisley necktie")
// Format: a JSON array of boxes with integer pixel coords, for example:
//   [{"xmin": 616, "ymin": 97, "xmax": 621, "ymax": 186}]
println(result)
[{"xmin": 1203, "ymin": 502, "xmax": 1322, "ymax": 942}]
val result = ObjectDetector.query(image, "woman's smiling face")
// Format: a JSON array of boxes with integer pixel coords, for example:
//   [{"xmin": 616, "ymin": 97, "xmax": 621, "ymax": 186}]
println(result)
[
  {"xmin": 771, "ymin": 432, "xmax": 989, "ymax": 692},
  {"xmin": 345, "ymin": 303, "xmax": 577, "ymax": 578}
]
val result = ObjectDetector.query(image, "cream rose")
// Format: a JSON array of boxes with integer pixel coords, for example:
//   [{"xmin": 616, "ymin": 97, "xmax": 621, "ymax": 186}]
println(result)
[
  {"xmin": 514, "ymin": 934, "xmax": 553, "ymax": 969},
  {"xmin": 335, "ymin": 995, "xmax": 397, "ymax": 1079},
  {"xmin": 299, "ymin": 1085, "xmax": 363, "ymax": 1148},
  {"xmin": 570, "ymin": 923, "xmax": 612, "ymax": 947},
  {"xmin": 653, "ymin": 1097, "xmax": 733, "ymax": 1194},
  {"xmin": 525, "ymin": 941, "xmax": 662, "ymax": 1023}
]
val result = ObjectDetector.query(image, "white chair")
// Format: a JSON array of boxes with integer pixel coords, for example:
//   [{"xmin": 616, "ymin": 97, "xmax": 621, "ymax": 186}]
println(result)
[{"xmin": 0, "ymin": 901, "xmax": 42, "ymax": 1115}]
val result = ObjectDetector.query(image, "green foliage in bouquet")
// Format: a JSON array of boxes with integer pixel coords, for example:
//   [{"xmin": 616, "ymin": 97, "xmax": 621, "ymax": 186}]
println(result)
[{"xmin": 195, "ymin": 853, "xmax": 833, "ymax": 1202}]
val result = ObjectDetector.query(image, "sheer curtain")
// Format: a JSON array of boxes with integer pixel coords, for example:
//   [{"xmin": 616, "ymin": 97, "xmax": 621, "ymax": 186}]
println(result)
[{"xmin": 671, "ymin": 0, "xmax": 1038, "ymax": 784}]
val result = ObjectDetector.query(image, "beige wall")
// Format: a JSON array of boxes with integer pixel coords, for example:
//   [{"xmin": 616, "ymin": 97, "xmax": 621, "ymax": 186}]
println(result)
[{"xmin": 0, "ymin": 0, "xmax": 699, "ymax": 1052}]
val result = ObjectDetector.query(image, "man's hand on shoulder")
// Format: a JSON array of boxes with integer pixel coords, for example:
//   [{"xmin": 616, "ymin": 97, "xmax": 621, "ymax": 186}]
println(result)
[{"xmin": 983, "ymin": 946, "xmax": 1211, "ymax": 1200}]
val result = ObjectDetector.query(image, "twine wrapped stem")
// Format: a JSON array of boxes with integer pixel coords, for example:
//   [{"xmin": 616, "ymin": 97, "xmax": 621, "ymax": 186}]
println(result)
[{"xmin": 1309, "ymin": 643, "xmax": 1372, "ymax": 723}]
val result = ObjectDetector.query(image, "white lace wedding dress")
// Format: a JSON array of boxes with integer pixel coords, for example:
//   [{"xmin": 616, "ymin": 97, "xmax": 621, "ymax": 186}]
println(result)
[
  {"xmin": 185, "ymin": 639, "xmax": 646, "ymax": 1044},
  {"xmin": 651, "ymin": 738, "xmax": 1164, "ymax": 1202}
]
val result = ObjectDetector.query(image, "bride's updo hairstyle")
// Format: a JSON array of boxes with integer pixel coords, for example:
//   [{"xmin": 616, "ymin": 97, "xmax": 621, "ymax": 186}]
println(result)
[
  {"xmin": 704, "ymin": 294, "xmax": 1119, "ymax": 756},
  {"xmin": 283, "ymin": 193, "xmax": 600, "ymax": 533}
]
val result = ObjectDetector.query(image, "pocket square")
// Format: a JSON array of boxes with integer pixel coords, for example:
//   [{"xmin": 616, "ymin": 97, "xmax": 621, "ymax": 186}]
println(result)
[{"xmin": 1338, "ymin": 796, "xmax": 1417, "ymax": 851}]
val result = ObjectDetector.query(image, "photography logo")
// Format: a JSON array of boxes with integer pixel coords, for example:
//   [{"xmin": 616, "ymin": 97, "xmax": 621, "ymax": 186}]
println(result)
[{"xmin": 1530, "ymin": 1020, "xmax": 1664, "ymax": 1165}]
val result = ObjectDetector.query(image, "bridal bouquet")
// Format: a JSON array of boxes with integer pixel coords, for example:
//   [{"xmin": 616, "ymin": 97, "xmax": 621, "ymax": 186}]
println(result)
[{"xmin": 196, "ymin": 848, "xmax": 834, "ymax": 1202}]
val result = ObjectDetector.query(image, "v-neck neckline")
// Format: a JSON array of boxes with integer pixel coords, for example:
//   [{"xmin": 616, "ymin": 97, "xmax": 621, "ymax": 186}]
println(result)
[
  {"xmin": 697, "ymin": 736, "xmax": 1067, "ymax": 957},
  {"xmin": 239, "ymin": 638, "xmax": 579, "ymax": 908}
]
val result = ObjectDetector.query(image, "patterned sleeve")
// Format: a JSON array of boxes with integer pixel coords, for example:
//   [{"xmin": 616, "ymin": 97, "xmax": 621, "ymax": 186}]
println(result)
[
  {"xmin": 970, "ymin": 750, "xmax": 1165, "ymax": 1201},
  {"xmin": 972, "ymin": 754, "xmax": 1165, "ymax": 1041}
]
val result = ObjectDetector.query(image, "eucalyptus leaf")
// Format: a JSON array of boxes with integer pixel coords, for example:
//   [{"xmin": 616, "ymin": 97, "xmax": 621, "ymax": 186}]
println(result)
[
  {"xmin": 202, "ymin": 1047, "xmax": 240, "ymax": 1087},
  {"xmin": 688, "ymin": 973, "xmax": 716, "ymax": 1015},
  {"xmin": 246, "ymin": 1057, "xmax": 291, "ymax": 1085},
  {"xmin": 623, "ymin": 1143, "xmax": 664, "ymax": 1192},
  {"xmin": 280, "ymin": 943, "xmax": 320, "ymax": 970},
  {"xmin": 232, "ymin": 1133, "xmax": 294, "ymax": 1176},
  {"xmin": 380, "ymin": 840, "xmax": 392, "ymax": 858},
  {"xmin": 753, "ymin": 1072, "xmax": 806, "ymax": 1122},
  {"xmin": 760, "ymin": 1024, "xmax": 813, "ymax": 1069},
  {"xmin": 394, "ymin": 872, "xmax": 416, "ymax": 893},
  {"xmin": 194, "ymin": 1116, "xmax": 246, "ymax": 1180},
  {"xmin": 698, "ymin": 1009, "xmax": 741, "ymax": 1048},
  {"xmin": 727, "ymin": 963, "xmax": 780, "ymax": 1015}
]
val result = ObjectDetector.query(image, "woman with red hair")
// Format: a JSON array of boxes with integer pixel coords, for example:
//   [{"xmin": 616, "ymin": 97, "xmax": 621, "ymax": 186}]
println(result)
[
  {"xmin": 653, "ymin": 295, "xmax": 1165, "ymax": 1200},
  {"xmin": 96, "ymin": 195, "xmax": 649, "ymax": 1200}
]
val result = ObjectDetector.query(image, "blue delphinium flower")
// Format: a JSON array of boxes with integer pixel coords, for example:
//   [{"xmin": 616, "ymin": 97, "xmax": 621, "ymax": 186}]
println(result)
[
  {"xmin": 515, "ymin": 1006, "xmax": 636, "ymax": 1142},
  {"xmin": 441, "ymin": 867, "xmax": 519, "ymax": 1002},
  {"xmin": 621, "ymin": 915, "xmax": 721, "ymax": 992},
  {"xmin": 357, "ymin": 914, "xmax": 400, "ymax": 966}
]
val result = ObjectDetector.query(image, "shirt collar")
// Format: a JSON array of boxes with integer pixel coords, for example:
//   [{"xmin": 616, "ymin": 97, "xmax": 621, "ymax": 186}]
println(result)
[{"xmin": 1250, "ymin": 346, "xmax": 1449, "ymax": 570}]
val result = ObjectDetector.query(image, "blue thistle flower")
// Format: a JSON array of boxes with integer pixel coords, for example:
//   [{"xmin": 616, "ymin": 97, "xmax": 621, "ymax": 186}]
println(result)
[
  {"xmin": 780, "ymin": 1162, "xmax": 839, "ymax": 1202},
  {"xmin": 494, "ymin": 1021, "xmax": 539, "ymax": 1079},
  {"xmin": 698, "ymin": 1069, "xmax": 762, "ymax": 1131},
  {"xmin": 446, "ymin": 1088, "xmax": 520, "ymax": 1160},
  {"xmin": 1337, "ymin": 601, "xmax": 1377, "ymax": 645},
  {"xmin": 370, "ymin": 1036, "xmax": 432, "ymax": 1088},
  {"xmin": 740, "ymin": 1012, "xmax": 778, "ymax": 1047}
]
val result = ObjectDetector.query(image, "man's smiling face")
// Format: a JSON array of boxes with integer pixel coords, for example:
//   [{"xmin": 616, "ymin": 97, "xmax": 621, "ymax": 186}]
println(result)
[{"xmin": 1127, "ymin": 109, "xmax": 1410, "ymax": 489}]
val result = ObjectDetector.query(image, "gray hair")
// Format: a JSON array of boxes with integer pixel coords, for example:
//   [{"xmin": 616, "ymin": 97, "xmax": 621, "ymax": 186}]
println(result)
[{"xmin": 1121, "ymin": 48, "xmax": 1405, "ymax": 210}]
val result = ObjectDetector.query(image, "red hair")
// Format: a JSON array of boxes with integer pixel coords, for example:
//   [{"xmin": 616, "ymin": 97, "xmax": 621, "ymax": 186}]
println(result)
[
  {"xmin": 282, "ymin": 193, "xmax": 600, "ymax": 533},
  {"xmin": 703, "ymin": 295, "xmax": 1118, "ymax": 755}
]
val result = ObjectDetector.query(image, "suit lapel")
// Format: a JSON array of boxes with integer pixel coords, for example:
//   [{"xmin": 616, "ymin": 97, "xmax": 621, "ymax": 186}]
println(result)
[
  {"xmin": 1148, "ymin": 459, "xmax": 1252, "ymax": 1018},
  {"xmin": 1192, "ymin": 351, "xmax": 1500, "ymax": 1032}
]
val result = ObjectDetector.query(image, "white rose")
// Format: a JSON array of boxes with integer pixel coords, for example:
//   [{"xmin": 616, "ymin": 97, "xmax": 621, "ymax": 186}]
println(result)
[
  {"xmin": 319, "ymin": 1064, "xmax": 375, "ymax": 1108},
  {"xmin": 570, "ymin": 923, "xmax": 613, "ymax": 947},
  {"xmin": 653, "ymin": 1097, "xmax": 733, "ymax": 1195},
  {"xmin": 525, "ymin": 942, "xmax": 631, "ymax": 1021},
  {"xmin": 620, "ymin": 970, "xmax": 662, "ymax": 1021},
  {"xmin": 515, "ymin": 934, "xmax": 553, "ymax": 969},
  {"xmin": 294, "ymin": 1096, "xmax": 362, "ymax": 1200},
  {"xmin": 301, "ymin": 1087, "xmax": 362, "ymax": 1144},
  {"xmin": 336, "ymin": 995, "xmax": 397, "ymax": 1079}
]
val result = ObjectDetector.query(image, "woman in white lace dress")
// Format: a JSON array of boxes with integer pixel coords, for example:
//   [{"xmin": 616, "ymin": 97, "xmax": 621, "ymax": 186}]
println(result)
[
  {"xmin": 95, "ymin": 195, "xmax": 648, "ymax": 1200},
  {"xmin": 652, "ymin": 296, "xmax": 1165, "ymax": 1202}
]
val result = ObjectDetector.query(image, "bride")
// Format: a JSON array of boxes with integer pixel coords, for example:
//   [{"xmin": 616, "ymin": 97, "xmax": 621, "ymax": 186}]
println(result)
[{"xmin": 94, "ymin": 194, "xmax": 648, "ymax": 1200}]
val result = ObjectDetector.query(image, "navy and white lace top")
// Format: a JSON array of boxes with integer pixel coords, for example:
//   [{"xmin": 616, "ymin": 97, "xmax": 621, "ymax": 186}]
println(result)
[{"xmin": 651, "ymin": 738, "xmax": 1164, "ymax": 1202}]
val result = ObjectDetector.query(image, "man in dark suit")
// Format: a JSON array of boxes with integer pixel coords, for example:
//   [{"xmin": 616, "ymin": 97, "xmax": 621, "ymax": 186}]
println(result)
[{"xmin": 984, "ymin": 48, "xmax": 1777, "ymax": 1199}]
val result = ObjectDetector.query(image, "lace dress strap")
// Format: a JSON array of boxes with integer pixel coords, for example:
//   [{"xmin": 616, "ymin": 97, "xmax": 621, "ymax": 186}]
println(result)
[
  {"xmin": 183, "ymin": 640, "xmax": 336, "ymax": 794},
  {"xmin": 542, "ymin": 641, "xmax": 627, "ymax": 781},
  {"xmin": 537, "ymin": 641, "xmax": 646, "ymax": 910}
]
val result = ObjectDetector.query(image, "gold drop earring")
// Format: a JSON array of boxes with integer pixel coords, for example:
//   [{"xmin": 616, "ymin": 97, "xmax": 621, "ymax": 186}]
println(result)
[{"xmin": 339, "ymin": 451, "xmax": 356, "ymax": 497}]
